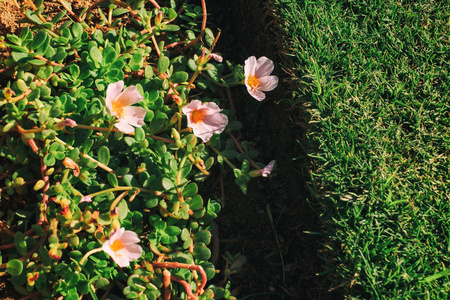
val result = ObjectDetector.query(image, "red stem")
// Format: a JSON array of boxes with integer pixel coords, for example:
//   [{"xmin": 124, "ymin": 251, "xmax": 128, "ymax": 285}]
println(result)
[
  {"xmin": 182, "ymin": 0, "xmax": 206, "ymax": 51},
  {"xmin": 148, "ymin": 0, "xmax": 161, "ymax": 10},
  {"xmin": 152, "ymin": 262, "xmax": 207, "ymax": 295},
  {"xmin": 171, "ymin": 276, "xmax": 197, "ymax": 300},
  {"xmin": 163, "ymin": 270, "xmax": 171, "ymax": 300},
  {"xmin": 0, "ymin": 233, "xmax": 47, "ymax": 269},
  {"xmin": 80, "ymin": 0, "xmax": 109, "ymax": 21}
]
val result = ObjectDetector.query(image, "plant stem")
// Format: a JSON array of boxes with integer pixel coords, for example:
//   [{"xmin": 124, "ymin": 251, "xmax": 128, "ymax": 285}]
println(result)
[
  {"xmin": 78, "ymin": 247, "xmax": 103, "ymax": 268},
  {"xmin": 209, "ymin": 145, "xmax": 238, "ymax": 170},
  {"xmin": 54, "ymin": 137, "xmax": 114, "ymax": 173}
]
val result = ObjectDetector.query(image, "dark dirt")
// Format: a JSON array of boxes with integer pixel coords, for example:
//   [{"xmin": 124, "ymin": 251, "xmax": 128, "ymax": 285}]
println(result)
[
  {"xmin": 0, "ymin": 1, "xmax": 342, "ymax": 299},
  {"xmin": 208, "ymin": 1, "xmax": 341, "ymax": 299}
]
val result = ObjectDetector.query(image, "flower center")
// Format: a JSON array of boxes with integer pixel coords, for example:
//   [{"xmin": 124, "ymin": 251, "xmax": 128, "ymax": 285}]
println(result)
[
  {"xmin": 191, "ymin": 109, "xmax": 206, "ymax": 124},
  {"xmin": 112, "ymin": 101, "xmax": 125, "ymax": 118},
  {"xmin": 111, "ymin": 240, "xmax": 124, "ymax": 252},
  {"xmin": 247, "ymin": 75, "xmax": 260, "ymax": 89}
]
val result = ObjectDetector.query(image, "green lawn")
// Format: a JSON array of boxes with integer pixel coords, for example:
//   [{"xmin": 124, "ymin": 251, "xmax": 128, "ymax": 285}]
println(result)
[{"xmin": 274, "ymin": 0, "xmax": 450, "ymax": 298}]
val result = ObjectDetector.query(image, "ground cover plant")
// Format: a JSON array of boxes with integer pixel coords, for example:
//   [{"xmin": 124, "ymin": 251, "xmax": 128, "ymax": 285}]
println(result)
[
  {"xmin": 0, "ymin": 0, "xmax": 280, "ymax": 299},
  {"xmin": 274, "ymin": 0, "xmax": 450, "ymax": 298}
]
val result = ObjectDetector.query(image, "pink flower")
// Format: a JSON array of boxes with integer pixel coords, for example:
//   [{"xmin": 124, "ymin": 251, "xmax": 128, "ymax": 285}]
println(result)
[
  {"xmin": 102, "ymin": 227, "xmax": 143, "ymax": 268},
  {"xmin": 244, "ymin": 56, "xmax": 279, "ymax": 101},
  {"xmin": 80, "ymin": 195, "xmax": 92, "ymax": 203},
  {"xmin": 260, "ymin": 160, "xmax": 275, "ymax": 177},
  {"xmin": 182, "ymin": 100, "xmax": 228, "ymax": 142},
  {"xmin": 105, "ymin": 81, "xmax": 146, "ymax": 134}
]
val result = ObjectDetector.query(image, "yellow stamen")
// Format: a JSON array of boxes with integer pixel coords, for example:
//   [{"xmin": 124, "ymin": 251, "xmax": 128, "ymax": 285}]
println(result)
[
  {"xmin": 247, "ymin": 75, "xmax": 260, "ymax": 89},
  {"xmin": 111, "ymin": 240, "xmax": 123, "ymax": 252},
  {"xmin": 191, "ymin": 109, "xmax": 206, "ymax": 124},
  {"xmin": 112, "ymin": 101, "xmax": 124, "ymax": 118}
]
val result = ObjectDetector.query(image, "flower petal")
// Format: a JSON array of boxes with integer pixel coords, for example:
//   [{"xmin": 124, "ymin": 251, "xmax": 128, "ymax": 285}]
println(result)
[
  {"xmin": 259, "ymin": 75, "xmax": 279, "ymax": 92},
  {"xmin": 255, "ymin": 56, "xmax": 274, "ymax": 78},
  {"xmin": 244, "ymin": 56, "xmax": 257, "ymax": 77},
  {"xmin": 201, "ymin": 101, "xmax": 223, "ymax": 115},
  {"xmin": 120, "ymin": 231, "xmax": 141, "ymax": 245},
  {"xmin": 247, "ymin": 87, "xmax": 266, "ymax": 101},
  {"xmin": 192, "ymin": 113, "xmax": 228, "ymax": 142},
  {"xmin": 121, "ymin": 244, "xmax": 143, "ymax": 261},
  {"xmin": 182, "ymin": 100, "xmax": 202, "ymax": 115},
  {"xmin": 114, "ymin": 119, "xmax": 135, "ymax": 134},
  {"xmin": 122, "ymin": 106, "xmax": 146, "ymax": 127},
  {"xmin": 105, "ymin": 81, "xmax": 124, "ymax": 112},
  {"xmin": 113, "ymin": 255, "xmax": 131, "ymax": 268},
  {"xmin": 115, "ymin": 86, "xmax": 144, "ymax": 107}
]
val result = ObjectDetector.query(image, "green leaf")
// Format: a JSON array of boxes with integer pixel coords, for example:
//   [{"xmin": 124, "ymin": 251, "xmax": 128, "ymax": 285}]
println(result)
[
  {"xmin": 69, "ymin": 64, "xmax": 80, "ymax": 78},
  {"xmin": 161, "ymin": 177, "xmax": 175, "ymax": 190},
  {"xmin": 144, "ymin": 66, "xmax": 154, "ymax": 79},
  {"xmin": 103, "ymin": 46, "xmax": 117, "ymax": 65},
  {"xmin": 117, "ymin": 199, "xmax": 129, "ymax": 220},
  {"xmin": 90, "ymin": 46, "xmax": 102, "ymax": 65},
  {"xmin": 194, "ymin": 230, "xmax": 211, "ymax": 245},
  {"xmin": 134, "ymin": 127, "xmax": 145, "ymax": 142},
  {"xmin": 205, "ymin": 63, "xmax": 220, "ymax": 81},
  {"xmin": 6, "ymin": 259, "xmax": 23, "ymax": 276},
  {"xmin": 71, "ymin": 22, "xmax": 83, "ymax": 38},
  {"xmin": 183, "ymin": 182, "xmax": 198, "ymax": 197},
  {"xmin": 43, "ymin": 153, "xmax": 56, "ymax": 166},
  {"xmin": 189, "ymin": 195, "xmax": 203, "ymax": 210},
  {"xmin": 130, "ymin": 53, "xmax": 143, "ymax": 71},
  {"xmin": 29, "ymin": 31, "xmax": 47, "ymax": 50},
  {"xmin": 94, "ymin": 278, "xmax": 110, "ymax": 290},
  {"xmin": 97, "ymin": 146, "xmax": 110, "ymax": 165},
  {"xmin": 31, "ymin": 224, "xmax": 45, "ymax": 236},
  {"xmin": 157, "ymin": 56, "xmax": 170, "ymax": 74},
  {"xmin": 193, "ymin": 244, "xmax": 211, "ymax": 261},
  {"xmin": 204, "ymin": 28, "xmax": 215, "ymax": 47},
  {"xmin": 107, "ymin": 173, "xmax": 118, "ymax": 187},
  {"xmin": 166, "ymin": 226, "xmax": 182, "ymax": 236},
  {"xmin": 170, "ymin": 71, "xmax": 189, "ymax": 84}
]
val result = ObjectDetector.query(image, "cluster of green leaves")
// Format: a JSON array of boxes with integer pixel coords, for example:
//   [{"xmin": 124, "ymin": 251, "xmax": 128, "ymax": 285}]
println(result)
[
  {"xmin": 0, "ymin": 0, "xmax": 268, "ymax": 299},
  {"xmin": 275, "ymin": 0, "xmax": 450, "ymax": 298}
]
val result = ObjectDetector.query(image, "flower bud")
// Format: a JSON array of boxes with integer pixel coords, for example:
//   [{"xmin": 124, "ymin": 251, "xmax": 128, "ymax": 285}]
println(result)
[
  {"xmin": 63, "ymin": 157, "xmax": 80, "ymax": 177},
  {"xmin": 27, "ymin": 272, "xmax": 39, "ymax": 286},
  {"xmin": 172, "ymin": 94, "xmax": 183, "ymax": 106},
  {"xmin": 171, "ymin": 128, "xmax": 181, "ymax": 141},
  {"xmin": 54, "ymin": 118, "xmax": 77, "ymax": 131},
  {"xmin": 3, "ymin": 88, "xmax": 15, "ymax": 100},
  {"xmin": 208, "ymin": 53, "xmax": 223, "ymax": 63},
  {"xmin": 169, "ymin": 112, "xmax": 180, "ymax": 125},
  {"xmin": 197, "ymin": 48, "xmax": 208, "ymax": 66},
  {"xmin": 48, "ymin": 248, "xmax": 62, "ymax": 260},
  {"xmin": 110, "ymin": 207, "xmax": 119, "ymax": 219},
  {"xmin": 154, "ymin": 11, "xmax": 163, "ymax": 26},
  {"xmin": 111, "ymin": 219, "xmax": 121, "ymax": 232},
  {"xmin": 80, "ymin": 195, "xmax": 92, "ymax": 203}
]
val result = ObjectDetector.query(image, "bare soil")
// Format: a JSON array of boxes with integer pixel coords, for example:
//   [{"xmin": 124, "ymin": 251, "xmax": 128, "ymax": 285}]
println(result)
[{"xmin": 0, "ymin": 1, "xmax": 342, "ymax": 299}]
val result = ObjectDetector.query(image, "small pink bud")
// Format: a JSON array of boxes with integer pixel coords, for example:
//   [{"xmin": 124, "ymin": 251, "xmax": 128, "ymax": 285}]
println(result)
[
  {"xmin": 55, "ymin": 118, "xmax": 77, "ymax": 130},
  {"xmin": 80, "ymin": 195, "xmax": 92, "ymax": 203},
  {"xmin": 208, "ymin": 53, "xmax": 223, "ymax": 63},
  {"xmin": 260, "ymin": 160, "xmax": 275, "ymax": 177}
]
